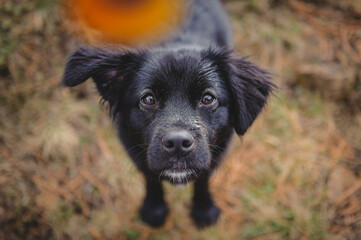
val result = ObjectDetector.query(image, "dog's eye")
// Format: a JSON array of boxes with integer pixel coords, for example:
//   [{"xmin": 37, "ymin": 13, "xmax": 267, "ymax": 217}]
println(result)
[
  {"xmin": 142, "ymin": 94, "xmax": 156, "ymax": 105},
  {"xmin": 201, "ymin": 93, "xmax": 216, "ymax": 105}
]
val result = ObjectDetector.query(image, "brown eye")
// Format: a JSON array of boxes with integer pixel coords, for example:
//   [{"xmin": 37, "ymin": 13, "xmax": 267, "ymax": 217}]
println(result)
[
  {"xmin": 201, "ymin": 93, "xmax": 216, "ymax": 105},
  {"xmin": 142, "ymin": 94, "xmax": 155, "ymax": 105}
]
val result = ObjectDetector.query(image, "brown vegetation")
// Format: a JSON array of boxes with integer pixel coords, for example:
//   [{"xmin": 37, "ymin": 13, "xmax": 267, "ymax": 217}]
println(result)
[{"xmin": 0, "ymin": 0, "xmax": 360, "ymax": 239}]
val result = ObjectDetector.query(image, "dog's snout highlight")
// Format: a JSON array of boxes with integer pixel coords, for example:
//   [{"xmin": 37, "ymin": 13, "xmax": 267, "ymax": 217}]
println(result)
[{"xmin": 162, "ymin": 131, "xmax": 195, "ymax": 156}]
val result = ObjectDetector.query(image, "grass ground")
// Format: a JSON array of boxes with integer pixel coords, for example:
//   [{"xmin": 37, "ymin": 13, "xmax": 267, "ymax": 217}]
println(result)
[{"xmin": 0, "ymin": 0, "xmax": 360, "ymax": 239}]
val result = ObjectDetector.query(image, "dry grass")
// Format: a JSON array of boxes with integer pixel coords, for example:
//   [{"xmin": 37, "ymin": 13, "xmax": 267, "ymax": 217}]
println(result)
[{"xmin": 1, "ymin": 0, "xmax": 360, "ymax": 239}]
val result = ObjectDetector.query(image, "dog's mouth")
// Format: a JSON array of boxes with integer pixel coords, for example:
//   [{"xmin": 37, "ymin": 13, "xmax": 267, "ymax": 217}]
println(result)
[{"xmin": 160, "ymin": 169, "xmax": 197, "ymax": 186}]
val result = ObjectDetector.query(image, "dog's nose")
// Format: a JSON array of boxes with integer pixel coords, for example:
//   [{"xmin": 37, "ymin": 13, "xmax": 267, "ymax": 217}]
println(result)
[{"xmin": 162, "ymin": 131, "xmax": 195, "ymax": 156}]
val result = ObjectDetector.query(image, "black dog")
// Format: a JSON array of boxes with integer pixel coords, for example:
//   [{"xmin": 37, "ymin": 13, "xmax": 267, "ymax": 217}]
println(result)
[{"xmin": 62, "ymin": 0, "xmax": 274, "ymax": 228}]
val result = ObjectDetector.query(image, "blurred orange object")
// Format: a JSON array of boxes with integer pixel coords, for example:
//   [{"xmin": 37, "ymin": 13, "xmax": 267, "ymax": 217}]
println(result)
[{"xmin": 69, "ymin": 0, "xmax": 185, "ymax": 46}]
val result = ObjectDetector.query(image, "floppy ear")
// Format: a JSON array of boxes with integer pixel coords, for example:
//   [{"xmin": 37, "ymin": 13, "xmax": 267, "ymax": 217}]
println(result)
[
  {"xmin": 62, "ymin": 47, "xmax": 144, "ymax": 113},
  {"xmin": 228, "ymin": 56, "xmax": 275, "ymax": 135}
]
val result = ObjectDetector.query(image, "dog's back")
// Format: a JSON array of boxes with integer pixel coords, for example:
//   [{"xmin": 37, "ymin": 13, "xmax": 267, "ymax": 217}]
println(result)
[{"xmin": 162, "ymin": 0, "xmax": 233, "ymax": 49}]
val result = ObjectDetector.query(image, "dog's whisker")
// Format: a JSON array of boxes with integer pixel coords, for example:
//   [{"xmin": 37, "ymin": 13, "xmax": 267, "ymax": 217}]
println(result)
[{"xmin": 126, "ymin": 143, "xmax": 148, "ymax": 154}]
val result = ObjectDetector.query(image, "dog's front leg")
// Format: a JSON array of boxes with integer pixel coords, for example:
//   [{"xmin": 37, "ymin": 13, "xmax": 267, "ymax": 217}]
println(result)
[
  {"xmin": 140, "ymin": 175, "xmax": 168, "ymax": 227},
  {"xmin": 191, "ymin": 175, "xmax": 220, "ymax": 228}
]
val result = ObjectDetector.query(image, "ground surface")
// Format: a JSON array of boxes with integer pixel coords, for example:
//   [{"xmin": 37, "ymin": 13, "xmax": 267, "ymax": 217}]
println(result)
[{"xmin": 0, "ymin": 0, "xmax": 360, "ymax": 239}]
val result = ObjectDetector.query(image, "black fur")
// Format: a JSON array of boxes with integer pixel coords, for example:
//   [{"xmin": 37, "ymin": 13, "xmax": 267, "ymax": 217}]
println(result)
[{"xmin": 62, "ymin": 0, "xmax": 274, "ymax": 228}]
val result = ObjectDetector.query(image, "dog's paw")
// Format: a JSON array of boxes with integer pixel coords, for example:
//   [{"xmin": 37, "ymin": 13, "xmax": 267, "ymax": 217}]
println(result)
[
  {"xmin": 140, "ymin": 201, "xmax": 169, "ymax": 227},
  {"xmin": 191, "ymin": 204, "xmax": 220, "ymax": 228}
]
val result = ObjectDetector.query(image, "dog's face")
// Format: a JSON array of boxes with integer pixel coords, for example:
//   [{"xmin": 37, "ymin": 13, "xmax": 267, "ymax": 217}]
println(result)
[
  {"xmin": 62, "ymin": 47, "xmax": 273, "ymax": 185},
  {"xmin": 125, "ymin": 50, "xmax": 233, "ymax": 184}
]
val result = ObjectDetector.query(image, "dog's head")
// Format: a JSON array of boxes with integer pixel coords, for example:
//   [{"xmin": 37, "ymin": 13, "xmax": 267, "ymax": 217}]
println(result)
[{"xmin": 62, "ymin": 47, "xmax": 274, "ymax": 185}]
